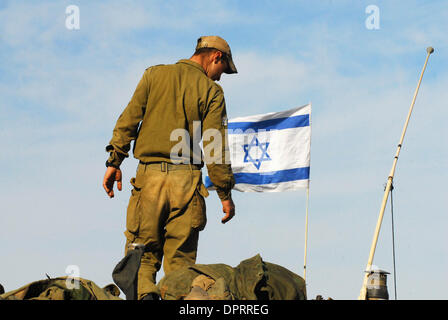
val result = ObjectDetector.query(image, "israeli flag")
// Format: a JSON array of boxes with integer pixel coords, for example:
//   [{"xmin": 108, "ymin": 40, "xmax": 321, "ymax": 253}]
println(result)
[{"xmin": 205, "ymin": 103, "xmax": 311, "ymax": 192}]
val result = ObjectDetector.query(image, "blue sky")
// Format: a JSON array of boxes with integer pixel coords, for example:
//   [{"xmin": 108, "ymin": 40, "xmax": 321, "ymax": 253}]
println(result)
[{"xmin": 1, "ymin": 0, "xmax": 447, "ymax": 299}]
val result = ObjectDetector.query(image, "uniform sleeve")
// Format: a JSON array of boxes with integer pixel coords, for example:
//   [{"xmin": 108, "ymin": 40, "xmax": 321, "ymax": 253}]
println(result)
[
  {"xmin": 202, "ymin": 87, "xmax": 235, "ymax": 201},
  {"xmin": 105, "ymin": 69, "xmax": 151, "ymax": 167}
]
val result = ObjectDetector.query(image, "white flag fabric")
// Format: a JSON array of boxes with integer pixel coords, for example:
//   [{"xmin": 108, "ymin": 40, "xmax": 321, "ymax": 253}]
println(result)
[{"xmin": 205, "ymin": 103, "xmax": 311, "ymax": 192}]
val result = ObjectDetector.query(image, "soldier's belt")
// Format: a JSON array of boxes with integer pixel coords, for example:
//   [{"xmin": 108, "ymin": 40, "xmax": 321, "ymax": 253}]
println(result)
[{"xmin": 139, "ymin": 161, "xmax": 201, "ymax": 172}]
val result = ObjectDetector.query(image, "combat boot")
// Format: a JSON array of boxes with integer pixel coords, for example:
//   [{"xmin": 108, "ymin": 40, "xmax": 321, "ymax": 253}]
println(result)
[{"xmin": 141, "ymin": 293, "xmax": 160, "ymax": 300}]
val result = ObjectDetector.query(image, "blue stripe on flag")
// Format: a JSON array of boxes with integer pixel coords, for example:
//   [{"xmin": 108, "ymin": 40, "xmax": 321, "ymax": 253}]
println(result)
[
  {"xmin": 228, "ymin": 114, "xmax": 309, "ymax": 132},
  {"xmin": 205, "ymin": 167, "xmax": 310, "ymax": 187}
]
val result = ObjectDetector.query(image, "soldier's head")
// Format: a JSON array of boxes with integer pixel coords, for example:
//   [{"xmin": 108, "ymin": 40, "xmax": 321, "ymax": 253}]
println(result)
[{"xmin": 190, "ymin": 36, "xmax": 237, "ymax": 81}]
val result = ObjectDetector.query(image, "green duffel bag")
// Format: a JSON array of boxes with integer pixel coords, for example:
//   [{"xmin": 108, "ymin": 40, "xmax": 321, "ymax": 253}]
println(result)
[
  {"xmin": 158, "ymin": 254, "xmax": 307, "ymax": 300},
  {"xmin": 0, "ymin": 276, "xmax": 122, "ymax": 300}
]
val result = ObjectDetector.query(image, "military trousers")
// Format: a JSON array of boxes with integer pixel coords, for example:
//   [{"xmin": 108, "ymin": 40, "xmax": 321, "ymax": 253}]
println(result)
[{"xmin": 123, "ymin": 162, "xmax": 209, "ymax": 299}]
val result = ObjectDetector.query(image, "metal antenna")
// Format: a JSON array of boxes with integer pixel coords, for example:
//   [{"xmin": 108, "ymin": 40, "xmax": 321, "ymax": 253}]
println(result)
[{"xmin": 358, "ymin": 47, "xmax": 434, "ymax": 300}]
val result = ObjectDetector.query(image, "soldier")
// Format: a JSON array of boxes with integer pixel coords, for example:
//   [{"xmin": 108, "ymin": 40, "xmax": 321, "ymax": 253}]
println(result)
[{"xmin": 103, "ymin": 36, "xmax": 237, "ymax": 300}]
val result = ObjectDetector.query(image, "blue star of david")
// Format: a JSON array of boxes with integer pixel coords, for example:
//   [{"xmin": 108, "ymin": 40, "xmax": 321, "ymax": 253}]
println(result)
[{"xmin": 243, "ymin": 136, "xmax": 271, "ymax": 170}]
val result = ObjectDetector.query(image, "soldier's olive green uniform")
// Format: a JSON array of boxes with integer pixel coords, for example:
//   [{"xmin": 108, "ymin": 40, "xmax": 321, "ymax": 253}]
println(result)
[{"xmin": 106, "ymin": 59, "xmax": 235, "ymax": 299}]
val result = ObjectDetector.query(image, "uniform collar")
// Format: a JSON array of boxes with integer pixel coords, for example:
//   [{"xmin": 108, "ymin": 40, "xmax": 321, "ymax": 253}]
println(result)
[{"xmin": 177, "ymin": 59, "xmax": 206, "ymax": 75}]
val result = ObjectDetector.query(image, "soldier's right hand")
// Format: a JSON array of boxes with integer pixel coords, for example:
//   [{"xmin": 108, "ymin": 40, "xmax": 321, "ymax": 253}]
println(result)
[
  {"xmin": 221, "ymin": 198, "xmax": 235, "ymax": 224},
  {"xmin": 103, "ymin": 167, "xmax": 122, "ymax": 198}
]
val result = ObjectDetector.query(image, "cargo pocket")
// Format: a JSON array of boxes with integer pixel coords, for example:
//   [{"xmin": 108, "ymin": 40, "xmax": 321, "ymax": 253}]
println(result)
[
  {"xmin": 125, "ymin": 177, "xmax": 142, "ymax": 241},
  {"xmin": 198, "ymin": 182, "xmax": 209, "ymax": 198},
  {"xmin": 191, "ymin": 184, "xmax": 208, "ymax": 231}
]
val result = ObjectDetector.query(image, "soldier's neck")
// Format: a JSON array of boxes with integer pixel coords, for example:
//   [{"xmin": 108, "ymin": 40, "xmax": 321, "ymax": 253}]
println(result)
[{"xmin": 189, "ymin": 55, "xmax": 211, "ymax": 75}]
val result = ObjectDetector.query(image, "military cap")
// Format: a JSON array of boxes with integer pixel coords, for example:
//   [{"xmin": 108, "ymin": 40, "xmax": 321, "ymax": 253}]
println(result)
[{"xmin": 196, "ymin": 35, "xmax": 237, "ymax": 74}]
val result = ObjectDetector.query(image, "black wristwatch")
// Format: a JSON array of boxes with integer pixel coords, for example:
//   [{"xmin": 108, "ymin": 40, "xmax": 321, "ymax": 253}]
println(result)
[{"xmin": 105, "ymin": 161, "xmax": 119, "ymax": 169}]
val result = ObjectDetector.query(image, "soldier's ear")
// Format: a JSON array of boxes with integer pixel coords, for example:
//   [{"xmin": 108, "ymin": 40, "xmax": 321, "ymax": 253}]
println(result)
[{"xmin": 213, "ymin": 51, "xmax": 223, "ymax": 64}]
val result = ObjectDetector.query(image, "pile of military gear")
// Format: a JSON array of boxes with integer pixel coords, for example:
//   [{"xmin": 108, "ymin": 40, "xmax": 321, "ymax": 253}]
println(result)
[
  {"xmin": 0, "ymin": 277, "xmax": 121, "ymax": 300},
  {"xmin": 157, "ymin": 254, "xmax": 306, "ymax": 300},
  {"xmin": 1, "ymin": 254, "xmax": 306, "ymax": 300}
]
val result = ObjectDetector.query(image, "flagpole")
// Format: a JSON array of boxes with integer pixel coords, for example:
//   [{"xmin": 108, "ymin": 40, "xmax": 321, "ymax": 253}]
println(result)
[
  {"xmin": 303, "ymin": 185, "xmax": 310, "ymax": 281},
  {"xmin": 358, "ymin": 47, "xmax": 434, "ymax": 300},
  {"xmin": 304, "ymin": 102, "xmax": 312, "ymax": 283}
]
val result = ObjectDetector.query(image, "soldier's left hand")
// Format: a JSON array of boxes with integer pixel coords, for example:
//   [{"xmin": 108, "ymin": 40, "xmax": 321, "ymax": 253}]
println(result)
[{"xmin": 221, "ymin": 198, "xmax": 235, "ymax": 224}]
